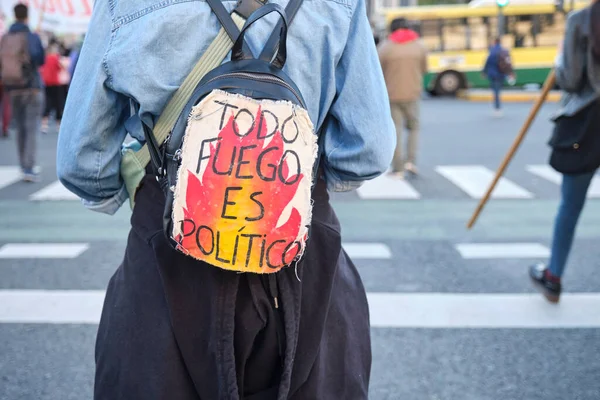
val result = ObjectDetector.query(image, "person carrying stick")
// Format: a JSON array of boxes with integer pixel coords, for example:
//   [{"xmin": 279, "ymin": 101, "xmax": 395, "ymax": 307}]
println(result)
[{"xmin": 529, "ymin": 1, "xmax": 600, "ymax": 303}]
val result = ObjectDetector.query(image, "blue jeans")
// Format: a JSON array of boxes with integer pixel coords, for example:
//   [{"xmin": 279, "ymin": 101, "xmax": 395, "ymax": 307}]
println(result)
[
  {"xmin": 490, "ymin": 78, "xmax": 503, "ymax": 110},
  {"xmin": 549, "ymin": 171, "xmax": 595, "ymax": 277}
]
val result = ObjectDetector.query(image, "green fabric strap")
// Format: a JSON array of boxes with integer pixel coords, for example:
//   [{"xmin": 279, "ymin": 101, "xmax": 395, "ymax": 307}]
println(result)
[
  {"xmin": 122, "ymin": 13, "xmax": 245, "ymax": 209},
  {"xmin": 134, "ymin": 13, "xmax": 246, "ymax": 168}
]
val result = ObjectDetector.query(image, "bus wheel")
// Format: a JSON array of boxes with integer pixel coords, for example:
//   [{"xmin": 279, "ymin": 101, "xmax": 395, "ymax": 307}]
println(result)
[{"xmin": 435, "ymin": 71, "xmax": 464, "ymax": 96}]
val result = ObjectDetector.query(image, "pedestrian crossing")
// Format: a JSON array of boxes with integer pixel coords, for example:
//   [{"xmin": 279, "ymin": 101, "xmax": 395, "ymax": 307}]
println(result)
[
  {"xmin": 28, "ymin": 181, "xmax": 79, "ymax": 201},
  {"xmin": 1, "ymin": 240, "xmax": 600, "ymax": 327},
  {"xmin": 526, "ymin": 165, "xmax": 600, "ymax": 198},
  {"xmin": 0, "ymin": 166, "xmax": 22, "ymax": 190},
  {"xmin": 0, "ymin": 243, "xmax": 89, "ymax": 259},
  {"xmin": 0, "ymin": 241, "xmax": 551, "ymax": 261},
  {"xmin": 357, "ymin": 173, "xmax": 421, "ymax": 199},
  {"xmin": 435, "ymin": 165, "xmax": 534, "ymax": 199},
  {"xmin": 3, "ymin": 290, "xmax": 600, "ymax": 327},
  {"xmin": 0, "ymin": 164, "xmax": 599, "ymax": 201},
  {"xmin": 455, "ymin": 243, "xmax": 550, "ymax": 259}
]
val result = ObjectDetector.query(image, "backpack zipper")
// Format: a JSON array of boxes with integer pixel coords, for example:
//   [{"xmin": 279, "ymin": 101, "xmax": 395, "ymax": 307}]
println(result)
[{"xmin": 205, "ymin": 72, "xmax": 304, "ymax": 106}]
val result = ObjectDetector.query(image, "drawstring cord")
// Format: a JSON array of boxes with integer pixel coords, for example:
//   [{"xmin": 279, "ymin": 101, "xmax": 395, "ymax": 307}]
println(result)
[
  {"xmin": 267, "ymin": 274, "xmax": 285, "ymax": 362},
  {"xmin": 268, "ymin": 274, "xmax": 279, "ymax": 309}
]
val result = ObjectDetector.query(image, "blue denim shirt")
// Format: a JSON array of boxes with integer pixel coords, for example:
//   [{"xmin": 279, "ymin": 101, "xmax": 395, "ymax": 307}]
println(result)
[{"xmin": 57, "ymin": 0, "xmax": 396, "ymax": 215}]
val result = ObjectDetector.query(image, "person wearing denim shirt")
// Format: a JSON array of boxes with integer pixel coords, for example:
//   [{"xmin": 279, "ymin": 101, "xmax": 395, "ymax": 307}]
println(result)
[
  {"xmin": 57, "ymin": 0, "xmax": 395, "ymax": 216},
  {"xmin": 57, "ymin": 0, "xmax": 395, "ymax": 397},
  {"xmin": 529, "ymin": 2, "xmax": 600, "ymax": 303}
]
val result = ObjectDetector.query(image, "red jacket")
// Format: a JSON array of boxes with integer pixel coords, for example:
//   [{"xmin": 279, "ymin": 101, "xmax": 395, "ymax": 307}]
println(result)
[{"xmin": 40, "ymin": 53, "xmax": 62, "ymax": 87}]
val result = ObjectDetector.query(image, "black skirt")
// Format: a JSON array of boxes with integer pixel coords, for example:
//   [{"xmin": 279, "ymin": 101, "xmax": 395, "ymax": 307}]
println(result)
[{"xmin": 94, "ymin": 172, "xmax": 371, "ymax": 400}]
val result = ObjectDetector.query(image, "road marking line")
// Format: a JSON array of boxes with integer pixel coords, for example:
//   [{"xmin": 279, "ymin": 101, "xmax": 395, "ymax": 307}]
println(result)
[
  {"xmin": 0, "ymin": 290, "xmax": 104, "ymax": 324},
  {"xmin": 455, "ymin": 243, "xmax": 550, "ymax": 259},
  {"xmin": 30, "ymin": 181, "xmax": 79, "ymax": 201},
  {"xmin": 0, "ymin": 166, "xmax": 21, "ymax": 190},
  {"xmin": 357, "ymin": 174, "xmax": 420, "ymax": 199},
  {"xmin": 526, "ymin": 165, "xmax": 600, "ymax": 198},
  {"xmin": 2, "ymin": 290, "xmax": 600, "ymax": 328},
  {"xmin": 343, "ymin": 243, "xmax": 392, "ymax": 259},
  {"xmin": 368, "ymin": 293, "xmax": 600, "ymax": 328},
  {"xmin": 0, "ymin": 243, "xmax": 89, "ymax": 259},
  {"xmin": 436, "ymin": 165, "xmax": 533, "ymax": 199}
]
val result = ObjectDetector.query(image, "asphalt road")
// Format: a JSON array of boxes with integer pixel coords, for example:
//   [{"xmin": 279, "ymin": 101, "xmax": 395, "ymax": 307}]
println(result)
[{"xmin": 1, "ymin": 98, "xmax": 599, "ymax": 400}]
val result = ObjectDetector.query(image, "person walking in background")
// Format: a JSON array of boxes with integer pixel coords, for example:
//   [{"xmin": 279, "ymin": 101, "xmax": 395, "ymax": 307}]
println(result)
[
  {"xmin": 40, "ymin": 40, "xmax": 65, "ymax": 134},
  {"xmin": 58, "ymin": 41, "xmax": 71, "ymax": 105},
  {"xmin": 0, "ymin": 3, "xmax": 45, "ymax": 182},
  {"xmin": 483, "ymin": 38, "xmax": 514, "ymax": 117},
  {"xmin": 378, "ymin": 17, "xmax": 427, "ymax": 179},
  {"xmin": 0, "ymin": 10, "xmax": 10, "ymax": 138},
  {"xmin": 67, "ymin": 35, "xmax": 84, "ymax": 80},
  {"xmin": 529, "ymin": 1, "xmax": 600, "ymax": 303}
]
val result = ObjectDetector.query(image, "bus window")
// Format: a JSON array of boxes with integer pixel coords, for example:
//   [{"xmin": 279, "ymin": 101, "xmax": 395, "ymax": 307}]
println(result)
[
  {"xmin": 418, "ymin": 19, "xmax": 442, "ymax": 52},
  {"xmin": 442, "ymin": 18, "xmax": 471, "ymax": 51}
]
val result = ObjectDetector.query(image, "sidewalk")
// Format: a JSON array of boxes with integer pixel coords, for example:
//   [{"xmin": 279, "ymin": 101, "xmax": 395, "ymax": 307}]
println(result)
[{"xmin": 458, "ymin": 89, "xmax": 562, "ymax": 103}]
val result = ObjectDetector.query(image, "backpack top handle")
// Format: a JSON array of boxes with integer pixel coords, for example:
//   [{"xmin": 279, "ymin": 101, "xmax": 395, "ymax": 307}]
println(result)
[
  {"xmin": 258, "ymin": 0, "xmax": 304, "ymax": 68},
  {"xmin": 231, "ymin": 3, "xmax": 290, "ymax": 68}
]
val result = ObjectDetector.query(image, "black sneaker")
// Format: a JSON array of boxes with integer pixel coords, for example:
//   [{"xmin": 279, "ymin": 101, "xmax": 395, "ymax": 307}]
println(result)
[{"xmin": 529, "ymin": 263, "xmax": 561, "ymax": 303}]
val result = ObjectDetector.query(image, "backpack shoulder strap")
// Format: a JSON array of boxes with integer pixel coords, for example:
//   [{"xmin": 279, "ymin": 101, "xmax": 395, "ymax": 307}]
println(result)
[
  {"xmin": 206, "ymin": 0, "xmax": 254, "ymax": 55},
  {"xmin": 140, "ymin": 0, "xmax": 307, "ymax": 171},
  {"xmin": 132, "ymin": 12, "xmax": 246, "ymax": 170}
]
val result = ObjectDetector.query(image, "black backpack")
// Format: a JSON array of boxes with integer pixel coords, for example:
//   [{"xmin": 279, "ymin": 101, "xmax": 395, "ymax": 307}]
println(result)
[{"xmin": 144, "ymin": 0, "xmax": 322, "ymax": 275}]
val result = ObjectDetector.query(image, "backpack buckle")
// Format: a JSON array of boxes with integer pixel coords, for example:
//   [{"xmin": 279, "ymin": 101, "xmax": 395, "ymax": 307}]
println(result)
[{"xmin": 234, "ymin": 0, "xmax": 267, "ymax": 19}]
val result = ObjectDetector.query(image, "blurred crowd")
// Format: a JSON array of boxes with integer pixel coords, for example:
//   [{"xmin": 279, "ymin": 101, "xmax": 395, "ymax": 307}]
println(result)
[{"xmin": 0, "ymin": 10, "xmax": 83, "ymax": 139}]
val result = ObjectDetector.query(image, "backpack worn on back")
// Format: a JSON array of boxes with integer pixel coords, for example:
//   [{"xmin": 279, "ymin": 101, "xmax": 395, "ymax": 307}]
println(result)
[
  {"xmin": 0, "ymin": 32, "xmax": 32, "ymax": 87},
  {"xmin": 497, "ymin": 48, "xmax": 513, "ymax": 76},
  {"xmin": 144, "ymin": 0, "xmax": 319, "ymax": 274}
]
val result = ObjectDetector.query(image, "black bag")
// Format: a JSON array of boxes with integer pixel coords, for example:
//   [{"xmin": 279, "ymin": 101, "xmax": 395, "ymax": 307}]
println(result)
[
  {"xmin": 549, "ymin": 98, "xmax": 600, "ymax": 174},
  {"xmin": 144, "ymin": 0, "xmax": 324, "ymax": 275}
]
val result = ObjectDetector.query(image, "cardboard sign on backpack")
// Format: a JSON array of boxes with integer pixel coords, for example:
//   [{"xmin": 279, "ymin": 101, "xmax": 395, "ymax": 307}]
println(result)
[{"xmin": 172, "ymin": 90, "xmax": 317, "ymax": 274}]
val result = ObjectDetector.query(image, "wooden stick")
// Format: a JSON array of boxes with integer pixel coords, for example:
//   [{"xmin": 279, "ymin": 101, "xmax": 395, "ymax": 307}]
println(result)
[{"xmin": 466, "ymin": 69, "xmax": 557, "ymax": 229}]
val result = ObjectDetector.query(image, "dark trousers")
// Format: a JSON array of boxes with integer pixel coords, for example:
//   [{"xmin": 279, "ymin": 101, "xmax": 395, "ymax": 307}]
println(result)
[
  {"xmin": 43, "ymin": 85, "xmax": 66, "ymax": 120},
  {"xmin": 94, "ymin": 174, "xmax": 372, "ymax": 400}
]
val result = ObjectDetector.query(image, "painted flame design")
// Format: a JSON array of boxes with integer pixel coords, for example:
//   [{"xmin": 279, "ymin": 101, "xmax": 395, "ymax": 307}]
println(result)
[{"xmin": 174, "ymin": 107, "xmax": 306, "ymax": 273}]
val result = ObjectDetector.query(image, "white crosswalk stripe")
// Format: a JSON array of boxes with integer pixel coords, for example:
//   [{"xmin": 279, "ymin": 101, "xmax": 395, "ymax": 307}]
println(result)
[
  {"xmin": 343, "ymin": 243, "xmax": 392, "ymax": 259},
  {"xmin": 0, "ymin": 243, "xmax": 90, "ymax": 259},
  {"xmin": 436, "ymin": 165, "xmax": 534, "ymax": 199},
  {"xmin": 368, "ymin": 293, "xmax": 600, "ymax": 328},
  {"xmin": 3, "ymin": 290, "xmax": 600, "ymax": 328},
  {"xmin": 526, "ymin": 164, "xmax": 600, "ymax": 198},
  {"xmin": 2, "ymin": 164, "xmax": 599, "ymax": 202},
  {"xmin": 30, "ymin": 181, "xmax": 80, "ymax": 201},
  {"xmin": 0, "ymin": 166, "xmax": 21, "ymax": 190},
  {"xmin": 356, "ymin": 173, "xmax": 420, "ymax": 199},
  {"xmin": 455, "ymin": 243, "xmax": 550, "ymax": 259}
]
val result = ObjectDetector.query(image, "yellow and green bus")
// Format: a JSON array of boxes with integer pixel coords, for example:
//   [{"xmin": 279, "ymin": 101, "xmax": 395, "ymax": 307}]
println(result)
[{"xmin": 373, "ymin": 1, "xmax": 590, "ymax": 95}]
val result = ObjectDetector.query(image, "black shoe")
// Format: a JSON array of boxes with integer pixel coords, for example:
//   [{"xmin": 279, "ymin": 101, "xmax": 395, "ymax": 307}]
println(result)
[{"xmin": 529, "ymin": 263, "xmax": 561, "ymax": 303}]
